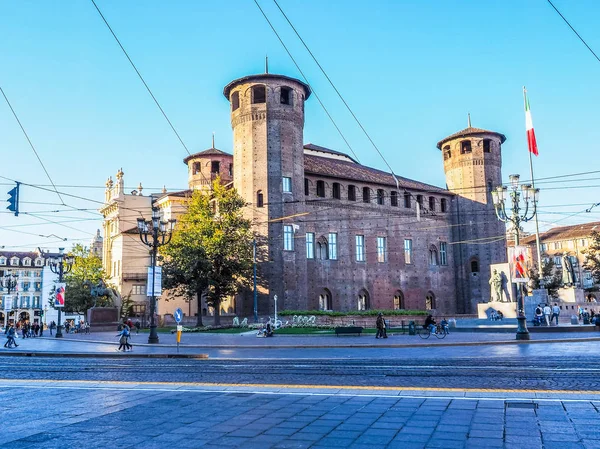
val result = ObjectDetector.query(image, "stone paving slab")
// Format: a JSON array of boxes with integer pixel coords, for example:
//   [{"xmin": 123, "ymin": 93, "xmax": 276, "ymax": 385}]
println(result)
[{"xmin": 1, "ymin": 385, "xmax": 597, "ymax": 448}]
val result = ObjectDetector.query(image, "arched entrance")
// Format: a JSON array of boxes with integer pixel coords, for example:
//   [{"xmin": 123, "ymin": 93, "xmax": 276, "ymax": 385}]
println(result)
[
  {"xmin": 358, "ymin": 289, "xmax": 370, "ymax": 311},
  {"xmin": 393, "ymin": 290, "xmax": 404, "ymax": 310},
  {"xmin": 425, "ymin": 291, "xmax": 436, "ymax": 310},
  {"xmin": 19, "ymin": 311, "xmax": 30, "ymax": 322},
  {"xmin": 319, "ymin": 289, "xmax": 332, "ymax": 311}
]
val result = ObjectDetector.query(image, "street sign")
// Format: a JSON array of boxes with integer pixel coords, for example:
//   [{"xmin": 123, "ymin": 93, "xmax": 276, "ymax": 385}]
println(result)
[
  {"xmin": 174, "ymin": 308, "xmax": 183, "ymax": 323},
  {"xmin": 3, "ymin": 295, "xmax": 12, "ymax": 311},
  {"xmin": 146, "ymin": 267, "xmax": 162, "ymax": 297}
]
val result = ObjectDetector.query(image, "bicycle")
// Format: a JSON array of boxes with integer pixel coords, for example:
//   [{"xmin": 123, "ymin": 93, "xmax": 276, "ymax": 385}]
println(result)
[{"xmin": 418, "ymin": 323, "xmax": 447, "ymax": 339}]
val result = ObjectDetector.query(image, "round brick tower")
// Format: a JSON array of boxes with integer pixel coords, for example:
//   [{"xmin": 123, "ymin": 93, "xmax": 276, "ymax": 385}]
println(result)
[
  {"xmin": 437, "ymin": 125, "xmax": 508, "ymax": 313},
  {"xmin": 223, "ymin": 73, "xmax": 312, "ymax": 316}
]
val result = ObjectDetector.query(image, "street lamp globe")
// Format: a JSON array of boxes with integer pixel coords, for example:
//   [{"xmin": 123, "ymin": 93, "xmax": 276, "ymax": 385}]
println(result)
[{"xmin": 509, "ymin": 174, "xmax": 520, "ymax": 189}]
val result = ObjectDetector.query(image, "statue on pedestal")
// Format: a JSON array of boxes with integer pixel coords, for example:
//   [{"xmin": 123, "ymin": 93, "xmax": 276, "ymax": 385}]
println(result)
[
  {"xmin": 562, "ymin": 254, "xmax": 575, "ymax": 287},
  {"xmin": 489, "ymin": 269, "xmax": 503, "ymax": 302}
]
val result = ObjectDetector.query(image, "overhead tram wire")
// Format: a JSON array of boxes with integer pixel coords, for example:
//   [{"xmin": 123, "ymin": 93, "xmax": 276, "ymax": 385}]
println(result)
[
  {"xmin": 547, "ymin": 0, "xmax": 600, "ymax": 64},
  {"xmin": 0, "ymin": 87, "xmax": 65, "ymax": 205},
  {"xmin": 270, "ymin": 1, "xmax": 431, "ymax": 212},
  {"xmin": 252, "ymin": 0, "xmax": 360, "ymax": 164},
  {"xmin": 90, "ymin": 0, "xmax": 192, "ymax": 157}
]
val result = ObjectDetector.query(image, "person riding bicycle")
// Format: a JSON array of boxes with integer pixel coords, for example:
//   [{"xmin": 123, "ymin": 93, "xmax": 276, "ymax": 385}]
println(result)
[
  {"xmin": 440, "ymin": 318, "xmax": 449, "ymax": 335},
  {"xmin": 424, "ymin": 314, "xmax": 436, "ymax": 334}
]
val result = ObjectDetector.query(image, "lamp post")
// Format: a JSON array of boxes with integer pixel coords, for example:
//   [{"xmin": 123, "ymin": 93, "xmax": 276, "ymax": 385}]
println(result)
[
  {"xmin": 492, "ymin": 174, "xmax": 540, "ymax": 341},
  {"xmin": 49, "ymin": 248, "xmax": 74, "ymax": 338},
  {"xmin": 137, "ymin": 207, "xmax": 176, "ymax": 344},
  {"xmin": 1, "ymin": 273, "xmax": 18, "ymax": 327}
]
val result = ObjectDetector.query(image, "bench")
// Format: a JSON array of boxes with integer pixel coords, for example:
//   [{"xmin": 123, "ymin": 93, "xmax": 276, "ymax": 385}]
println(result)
[
  {"xmin": 334, "ymin": 326, "xmax": 363, "ymax": 336},
  {"xmin": 388, "ymin": 321, "xmax": 425, "ymax": 334}
]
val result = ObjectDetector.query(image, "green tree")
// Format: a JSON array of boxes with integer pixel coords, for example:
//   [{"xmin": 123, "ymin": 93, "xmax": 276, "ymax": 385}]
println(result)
[
  {"xmin": 529, "ymin": 259, "xmax": 562, "ymax": 298},
  {"xmin": 63, "ymin": 244, "xmax": 109, "ymax": 314},
  {"xmin": 162, "ymin": 180, "xmax": 253, "ymax": 326},
  {"xmin": 583, "ymin": 231, "xmax": 600, "ymax": 284}
]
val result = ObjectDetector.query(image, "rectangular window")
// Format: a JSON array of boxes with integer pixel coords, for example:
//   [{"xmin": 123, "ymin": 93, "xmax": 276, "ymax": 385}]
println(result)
[
  {"xmin": 348, "ymin": 185, "xmax": 357, "ymax": 201},
  {"xmin": 580, "ymin": 239, "xmax": 587, "ymax": 247},
  {"xmin": 554, "ymin": 256, "xmax": 562, "ymax": 267},
  {"xmin": 304, "ymin": 178, "xmax": 309, "ymax": 196},
  {"xmin": 541, "ymin": 243, "xmax": 547, "ymax": 251},
  {"xmin": 404, "ymin": 192, "xmax": 411, "ymax": 208},
  {"xmin": 283, "ymin": 177, "xmax": 292, "ymax": 193},
  {"xmin": 567, "ymin": 240, "xmax": 574, "ymax": 249},
  {"xmin": 355, "ymin": 235, "xmax": 365, "ymax": 262},
  {"xmin": 132, "ymin": 284, "xmax": 146, "ymax": 295},
  {"xmin": 328, "ymin": 233, "xmax": 338, "ymax": 260},
  {"xmin": 429, "ymin": 197, "xmax": 435, "ymax": 211},
  {"xmin": 554, "ymin": 242, "xmax": 562, "ymax": 250},
  {"xmin": 211, "ymin": 161, "xmax": 220, "ymax": 174},
  {"xmin": 306, "ymin": 233, "xmax": 315, "ymax": 259},
  {"xmin": 390, "ymin": 191, "xmax": 398, "ymax": 207},
  {"xmin": 377, "ymin": 189, "xmax": 385, "ymax": 205},
  {"xmin": 483, "ymin": 139, "xmax": 491, "ymax": 153},
  {"xmin": 283, "ymin": 225, "xmax": 294, "ymax": 251},
  {"xmin": 377, "ymin": 237, "xmax": 387, "ymax": 263},
  {"xmin": 440, "ymin": 242, "xmax": 447, "ymax": 265},
  {"xmin": 404, "ymin": 239, "xmax": 413, "ymax": 264}
]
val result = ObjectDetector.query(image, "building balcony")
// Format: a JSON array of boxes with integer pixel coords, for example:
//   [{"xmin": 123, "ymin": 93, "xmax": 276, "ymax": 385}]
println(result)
[{"xmin": 122, "ymin": 272, "xmax": 147, "ymax": 281}]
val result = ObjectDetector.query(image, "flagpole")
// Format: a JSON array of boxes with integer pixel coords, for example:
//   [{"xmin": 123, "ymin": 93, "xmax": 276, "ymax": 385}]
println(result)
[{"xmin": 524, "ymin": 87, "xmax": 544, "ymax": 283}]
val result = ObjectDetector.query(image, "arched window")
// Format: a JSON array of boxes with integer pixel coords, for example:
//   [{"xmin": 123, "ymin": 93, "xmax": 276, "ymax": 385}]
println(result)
[
  {"xmin": 440, "ymin": 198, "xmax": 448, "ymax": 212},
  {"xmin": 280, "ymin": 86, "xmax": 292, "ymax": 105},
  {"xmin": 348, "ymin": 185, "xmax": 357, "ymax": 201},
  {"xmin": 362, "ymin": 187, "xmax": 370, "ymax": 203},
  {"xmin": 319, "ymin": 289, "xmax": 333, "ymax": 311},
  {"xmin": 390, "ymin": 191, "xmax": 398, "ymax": 207},
  {"xmin": 256, "ymin": 190, "xmax": 264, "ymax": 208},
  {"xmin": 316, "ymin": 236, "xmax": 329, "ymax": 260},
  {"xmin": 425, "ymin": 291, "xmax": 436, "ymax": 310},
  {"xmin": 332, "ymin": 183, "xmax": 341, "ymax": 200},
  {"xmin": 231, "ymin": 91, "xmax": 240, "ymax": 111},
  {"xmin": 404, "ymin": 192, "xmax": 411, "ymax": 208},
  {"xmin": 443, "ymin": 145, "xmax": 451, "ymax": 160},
  {"xmin": 377, "ymin": 189, "xmax": 385, "ymax": 205},
  {"xmin": 393, "ymin": 291, "xmax": 404, "ymax": 310},
  {"xmin": 358, "ymin": 289, "xmax": 370, "ymax": 311},
  {"xmin": 428, "ymin": 196, "xmax": 435, "ymax": 211},
  {"xmin": 252, "ymin": 85, "xmax": 266, "ymax": 104},
  {"xmin": 471, "ymin": 259, "xmax": 480, "ymax": 274},
  {"xmin": 429, "ymin": 246, "xmax": 438, "ymax": 266},
  {"xmin": 461, "ymin": 140, "xmax": 472, "ymax": 154},
  {"xmin": 416, "ymin": 195, "xmax": 423, "ymax": 209},
  {"xmin": 483, "ymin": 139, "xmax": 491, "ymax": 153},
  {"xmin": 193, "ymin": 162, "xmax": 201, "ymax": 175},
  {"xmin": 316, "ymin": 180, "xmax": 325, "ymax": 197}
]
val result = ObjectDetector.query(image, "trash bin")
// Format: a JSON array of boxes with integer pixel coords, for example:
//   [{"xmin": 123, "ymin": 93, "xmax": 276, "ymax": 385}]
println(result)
[
  {"xmin": 583, "ymin": 314, "xmax": 590, "ymax": 325},
  {"xmin": 408, "ymin": 321, "xmax": 416, "ymax": 336},
  {"xmin": 571, "ymin": 315, "xmax": 579, "ymax": 325}
]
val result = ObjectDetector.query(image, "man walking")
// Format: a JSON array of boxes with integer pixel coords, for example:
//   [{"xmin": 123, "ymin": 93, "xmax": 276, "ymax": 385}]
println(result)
[
  {"xmin": 543, "ymin": 303, "xmax": 552, "ymax": 326},
  {"xmin": 551, "ymin": 303, "xmax": 561, "ymax": 326}
]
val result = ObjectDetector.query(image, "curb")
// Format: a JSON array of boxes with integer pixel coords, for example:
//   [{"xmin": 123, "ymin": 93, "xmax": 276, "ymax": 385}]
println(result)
[
  {"xmin": 29, "ymin": 335, "xmax": 600, "ymax": 350},
  {"xmin": 0, "ymin": 351, "xmax": 209, "ymax": 359}
]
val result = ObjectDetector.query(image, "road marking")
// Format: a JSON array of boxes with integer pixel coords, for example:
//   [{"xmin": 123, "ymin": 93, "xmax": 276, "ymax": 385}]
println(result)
[{"xmin": 0, "ymin": 378, "xmax": 598, "ymax": 398}]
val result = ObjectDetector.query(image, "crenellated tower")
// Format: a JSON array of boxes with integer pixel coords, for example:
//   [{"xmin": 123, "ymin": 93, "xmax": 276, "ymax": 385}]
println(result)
[
  {"xmin": 223, "ymin": 73, "xmax": 311, "ymax": 315},
  {"xmin": 437, "ymin": 125, "xmax": 508, "ymax": 313}
]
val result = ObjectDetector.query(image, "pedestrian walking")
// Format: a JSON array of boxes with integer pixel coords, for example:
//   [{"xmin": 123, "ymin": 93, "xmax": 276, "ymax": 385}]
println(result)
[
  {"xmin": 4, "ymin": 326, "xmax": 18, "ymax": 348},
  {"xmin": 134, "ymin": 320, "xmax": 140, "ymax": 335},
  {"xmin": 375, "ymin": 313, "xmax": 387, "ymax": 339},
  {"xmin": 534, "ymin": 304, "xmax": 543, "ymax": 326},
  {"xmin": 116, "ymin": 326, "xmax": 131, "ymax": 352},
  {"xmin": 543, "ymin": 304, "xmax": 551, "ymax": 326},
  {"xmin": 551, "ymin": 303, "xmax": 561, "ymax": 325}
]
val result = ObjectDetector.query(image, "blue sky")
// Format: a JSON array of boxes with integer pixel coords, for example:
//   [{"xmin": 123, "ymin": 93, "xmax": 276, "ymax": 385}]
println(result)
[{"xmin": 1, "ymin": 0, "xmax": 600, "ymax": 251}]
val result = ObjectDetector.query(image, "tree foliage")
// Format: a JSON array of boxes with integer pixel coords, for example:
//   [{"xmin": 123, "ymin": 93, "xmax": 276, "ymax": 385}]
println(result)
[
  {"xmin": 162, "ymin": 180, "xmax": 254, "ymax": 325},
  {"xmin": 529, "ymin": 259, "xmax": 562, "ymax": 298},
  {"xmin": 583, "ymin": 231, "xmax": 600, "ymax": 285},
  {"xmin": 63, "ymin": 244, "xmax": 109, "ymax": 314}
]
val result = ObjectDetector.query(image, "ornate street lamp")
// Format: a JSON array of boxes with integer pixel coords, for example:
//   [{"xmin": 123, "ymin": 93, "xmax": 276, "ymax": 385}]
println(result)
[
  {"xmin": 137, "ymin": 207, "xmax": 176, "ymax": 344},
  {"xmin": 1, "ymin": 272, "xmax": 19, "ymax": 327},
  {"xmin": 492, "ymin": 174, "xmax": 540, "ymax": 340},
  {"xmin": 48, "ymin": 248, "xmax": 75, "ymax": 338}
]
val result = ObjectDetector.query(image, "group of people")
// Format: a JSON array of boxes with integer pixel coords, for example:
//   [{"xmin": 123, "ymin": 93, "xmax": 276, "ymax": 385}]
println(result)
[
  {"xmin": 14, "ymin": 321, "xmax": 44, "ymax": 338},
  {"xmin": 63, "ymin": 320, "xmax": 90, "ymax": 334},
  {"xmin": 374, "ymin": 313, "xmax": 449, "ymax": 338},
  {"xmin": 534, "ymin": 303, "xmax": 562, "ymax": 326}
]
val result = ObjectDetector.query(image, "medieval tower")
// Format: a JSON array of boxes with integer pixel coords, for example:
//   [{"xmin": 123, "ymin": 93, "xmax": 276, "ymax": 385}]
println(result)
[
  {"xmin": 223, "ymin": 73, "xmax": 312, "ymax": 315},
  {"xmin": 437, "ymin": 125, "xmax": 507, "ymax": 313}
]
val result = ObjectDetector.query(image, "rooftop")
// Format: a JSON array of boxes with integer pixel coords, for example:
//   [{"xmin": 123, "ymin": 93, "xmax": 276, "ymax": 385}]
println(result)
[
  {"xmin": 223, "ymin": 73, "xmax": 311, "ymax": 100},
  {"xmin": 436, "ymin": 127, "xmax": 507, "ymax": 149},
  {"xmin": 183, "ymin": 148, "xmax": 232, "ymax": 164},
  {"xmin": 522, "ymin": 221, "xmax": 600, "ymax": 244}
]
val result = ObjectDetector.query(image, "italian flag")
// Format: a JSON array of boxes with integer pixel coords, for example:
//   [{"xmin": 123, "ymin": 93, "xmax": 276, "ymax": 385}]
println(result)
[{"xmin": 524, "ymin": 88, "xmax": 538, "ymax": 156}]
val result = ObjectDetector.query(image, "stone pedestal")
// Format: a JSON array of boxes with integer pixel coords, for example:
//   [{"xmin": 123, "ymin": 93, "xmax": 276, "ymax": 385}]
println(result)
[
  {"xmin": 88, "ymin": 307, "xmax": 120, "ymax": 331},
  {"xmin": 557, "ymin": 288, "xmax": 585, "ymax": 303},
  {"xmin": 477, "ymin": 301, "xmax": 517, "ymax": 319}
]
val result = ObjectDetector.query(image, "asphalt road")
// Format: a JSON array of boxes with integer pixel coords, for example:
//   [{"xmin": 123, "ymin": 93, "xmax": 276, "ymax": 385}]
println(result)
[{"xmin": 1, "ymin": 349, "xmax": 599, "ymax": 391}]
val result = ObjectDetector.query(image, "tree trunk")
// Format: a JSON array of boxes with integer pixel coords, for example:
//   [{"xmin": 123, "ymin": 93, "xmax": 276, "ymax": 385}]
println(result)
[
  {"xmin": 214, "ymin": 297, "xmax": 221, "ymax": 326},
  {"xmin": 195, "ymin": 288, "xmax": 204, "ymax": 327}
]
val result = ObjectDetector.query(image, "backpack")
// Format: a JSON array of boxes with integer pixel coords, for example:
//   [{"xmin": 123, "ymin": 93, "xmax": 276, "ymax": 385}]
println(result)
[{"xmin": 535, "ymin": 307, "xmax": 542, "ymax": 315}]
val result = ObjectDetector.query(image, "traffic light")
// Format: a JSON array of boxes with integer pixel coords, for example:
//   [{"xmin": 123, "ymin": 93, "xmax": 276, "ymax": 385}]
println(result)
[{"xmin": 7, "ymin": 182, "xmax": 20, "ymax": 216}]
